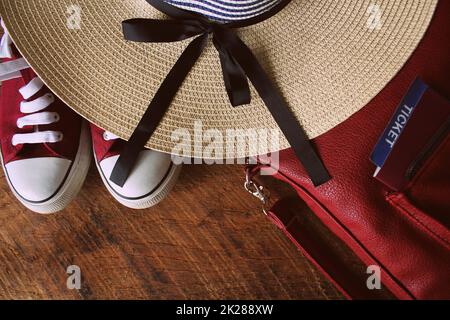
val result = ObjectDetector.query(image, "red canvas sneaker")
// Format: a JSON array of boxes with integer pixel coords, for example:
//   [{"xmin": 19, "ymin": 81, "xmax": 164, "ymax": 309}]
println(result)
[
  {"xmin": 91, "ymin": 124, "xmax": 181, "ymax": 209},
  {"xmin": 0, "ymin": 21, "xmax": 91, "ymax": 214}
]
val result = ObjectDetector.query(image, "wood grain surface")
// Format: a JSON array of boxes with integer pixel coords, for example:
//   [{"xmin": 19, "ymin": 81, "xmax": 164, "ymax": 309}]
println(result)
[{"xmin": 0, "ymin": 162, "xmax": 349, "ymax": 300}]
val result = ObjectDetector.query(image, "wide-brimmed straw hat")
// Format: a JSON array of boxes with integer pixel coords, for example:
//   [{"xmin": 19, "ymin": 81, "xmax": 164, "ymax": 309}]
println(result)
[{"xmin": 0, "ymin": 0, "xmax": 438, "ymax": 185}]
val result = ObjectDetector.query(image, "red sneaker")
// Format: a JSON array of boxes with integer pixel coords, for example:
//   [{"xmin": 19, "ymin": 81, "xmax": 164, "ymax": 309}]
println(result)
[
  {"xmin": 90, "ymin": 124, "xmax": 181, "ymax": 209},
  {"xmin": 0, "ymin": 22, "xmax": 91, "ymax": 214}
]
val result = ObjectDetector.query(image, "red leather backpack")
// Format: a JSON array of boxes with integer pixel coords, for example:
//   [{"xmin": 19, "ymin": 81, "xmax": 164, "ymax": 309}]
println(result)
[{"xmin": 249, "ymin": 0, "xmax": 450, "ymax": 300}]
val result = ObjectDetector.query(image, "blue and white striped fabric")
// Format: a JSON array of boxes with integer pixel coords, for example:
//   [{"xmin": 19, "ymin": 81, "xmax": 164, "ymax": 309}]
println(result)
[{"xmin": 163, "ymin": 0, "xmax": 283, "ymax": 23}]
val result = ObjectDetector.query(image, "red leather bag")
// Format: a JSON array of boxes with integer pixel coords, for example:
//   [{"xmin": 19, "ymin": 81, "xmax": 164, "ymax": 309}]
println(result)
[{"xmin": 250, "ymin": 0, "xmax": 450, "ymax": 300}]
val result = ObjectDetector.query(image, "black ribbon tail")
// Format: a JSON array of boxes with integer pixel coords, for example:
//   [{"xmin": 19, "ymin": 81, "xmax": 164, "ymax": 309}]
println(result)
[
  {"xmin": 214, "ymin": 29, "xmax": 331, "ymax": 186},
  {"xmin": 109, "ymin": 34, "xmax": 209, "ymax": 187},
  {"xmin": 213, "ymin": 38, "xmax": 251, "ymax": 107}
]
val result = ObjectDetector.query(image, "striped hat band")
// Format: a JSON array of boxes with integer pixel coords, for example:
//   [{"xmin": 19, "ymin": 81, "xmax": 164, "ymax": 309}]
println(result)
[{"xmin": 164, "ymin": 0, "xmax": 282, "ymax": 22}]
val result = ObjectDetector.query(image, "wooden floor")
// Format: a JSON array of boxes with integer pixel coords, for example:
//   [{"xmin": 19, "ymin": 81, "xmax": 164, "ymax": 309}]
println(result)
[{"xmin": 0, "ymin": 163, "xmax": 345, "ymax": 300}]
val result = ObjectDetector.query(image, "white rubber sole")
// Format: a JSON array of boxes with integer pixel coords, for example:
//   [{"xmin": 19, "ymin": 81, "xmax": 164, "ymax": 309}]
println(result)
[
  {"xmin": 0, "ymin": 121, "xmax": 92, "ymax": 214},
  {"xmin": 94, "ymin": 152, "xmax": 182, "ymax": 210}
]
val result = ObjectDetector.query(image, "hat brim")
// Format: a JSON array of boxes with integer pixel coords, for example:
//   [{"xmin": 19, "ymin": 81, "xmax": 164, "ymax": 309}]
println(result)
[{"xmin": 0, "ymin": 0, "xmax": 438, "ymax": 158}]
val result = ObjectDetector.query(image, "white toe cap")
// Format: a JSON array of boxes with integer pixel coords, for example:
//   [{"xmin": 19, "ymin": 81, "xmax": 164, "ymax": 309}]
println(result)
[
  {"xmin": 99, "ymin": 150, "xmax": 173, "ymax": 199},
  {"xmin": 5, "ymin": 157, "xmax": 72, "ymax": 202}
]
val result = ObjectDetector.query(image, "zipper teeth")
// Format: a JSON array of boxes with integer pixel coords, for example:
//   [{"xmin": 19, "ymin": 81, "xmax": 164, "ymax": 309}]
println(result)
[{"xmin": 405, "ymin": 116, "xmax": 450, "ymax": 181}]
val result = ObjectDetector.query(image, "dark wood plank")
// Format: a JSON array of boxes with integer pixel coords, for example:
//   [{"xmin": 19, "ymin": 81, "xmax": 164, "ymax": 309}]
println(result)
[{"xmin": 0, "ymin": 163, "xmax": 346, "ymax": 300}]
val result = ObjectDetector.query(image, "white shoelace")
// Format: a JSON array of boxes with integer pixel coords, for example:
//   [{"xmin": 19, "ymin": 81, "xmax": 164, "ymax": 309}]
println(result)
[
  {"xmin": 103, "ymin": 131, "xmax": 119, "ymax": 141},
  {"xmin": 1, "ymin": 19, "xmax": 62, "ymax": 146}
]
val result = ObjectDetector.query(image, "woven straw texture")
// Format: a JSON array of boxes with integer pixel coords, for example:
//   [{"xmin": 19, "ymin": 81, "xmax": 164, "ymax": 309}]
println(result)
[{"xmin": 0, "ymin": 0, "xmax": 438, "ymax": 158}]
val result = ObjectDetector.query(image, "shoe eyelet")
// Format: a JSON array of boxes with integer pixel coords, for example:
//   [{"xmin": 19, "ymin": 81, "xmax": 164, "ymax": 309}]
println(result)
[
  {"xmin": 47, "ymin": 93, "xmax": 55, "ymax": 103},
  {"xmin": 103, "ymin": 132, "xmax": 109, "ymax": 141}
]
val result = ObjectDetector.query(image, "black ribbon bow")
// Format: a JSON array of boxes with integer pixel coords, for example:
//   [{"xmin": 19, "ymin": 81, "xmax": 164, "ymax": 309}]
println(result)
[{"xmin": 110, "ymin": 0, "xmax": 331, "ymax": 187}]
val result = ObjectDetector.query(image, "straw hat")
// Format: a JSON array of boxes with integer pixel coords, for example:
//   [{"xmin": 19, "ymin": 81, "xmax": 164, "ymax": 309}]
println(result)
[{"xmin": 0, "ymin": 0, "xmax": 438, "ymax": 159}]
